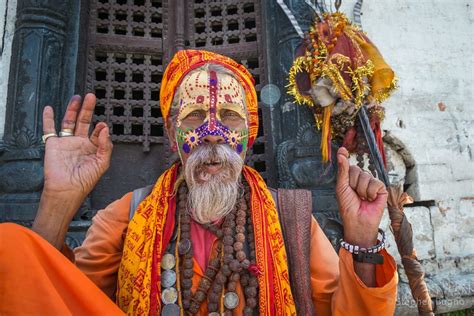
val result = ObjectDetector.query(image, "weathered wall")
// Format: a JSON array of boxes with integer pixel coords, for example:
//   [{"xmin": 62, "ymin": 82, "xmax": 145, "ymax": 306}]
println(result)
[
  {"xmin": 340, "ymin": 0, "xmax": 474, "ymax": 314},
  {"xmin": 0, "ymin": 0, "xmax": 17, "ymax": 139}
]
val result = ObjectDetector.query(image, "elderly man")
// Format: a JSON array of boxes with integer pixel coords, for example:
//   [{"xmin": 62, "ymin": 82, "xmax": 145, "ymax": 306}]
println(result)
[{"xmin": 0, "ymin": 50, "xmax": 397, "ymax": 315}]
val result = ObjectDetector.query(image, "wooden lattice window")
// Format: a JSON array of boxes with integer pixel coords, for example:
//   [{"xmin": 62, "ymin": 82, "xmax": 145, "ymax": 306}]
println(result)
[
  {"xmin": 190, "ymin": 0, "xmax": 258, "ymax": 47},
  {"xmin": 87, "ymin": 0, "xmax": 166, "ymax": 152},
  {"xmin": 85, "ymin": 0, "xmax": 273, "ymax": 183}
]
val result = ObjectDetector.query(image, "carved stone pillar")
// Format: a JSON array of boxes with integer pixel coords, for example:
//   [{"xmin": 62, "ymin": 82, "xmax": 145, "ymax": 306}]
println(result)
[
  {"xmin": 0, "ymin": 0, "xmax": 80, "ymax": 223},
  {"xmin": 174, "ymin": 0, "xmax": 185, "ymax": 50},
  {"xmin": 263, "ymin": 0, "xmax": 342, "ymax": 250}
]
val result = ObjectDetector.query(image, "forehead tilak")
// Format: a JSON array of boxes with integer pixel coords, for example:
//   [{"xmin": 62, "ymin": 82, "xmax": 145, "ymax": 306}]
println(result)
[
  {"xmin": 208, "ymin": 70, "xmax": 218, "ymax": 131},
  {"xmin": 174, "ymin": 68, "xmax": 247, "ymax": 119}
]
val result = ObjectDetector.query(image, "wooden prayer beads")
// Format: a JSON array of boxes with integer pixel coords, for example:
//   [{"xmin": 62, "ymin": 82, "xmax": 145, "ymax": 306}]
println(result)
[{"xmin": 166, "ymin": 180, "xmax": 259, "ymax": 315}]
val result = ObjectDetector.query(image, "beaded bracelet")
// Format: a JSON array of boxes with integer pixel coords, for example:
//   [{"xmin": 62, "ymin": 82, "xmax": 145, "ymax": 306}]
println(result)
[{"xmin": 340, "ymin": 228, "xmax": 386, "ymax": 254}]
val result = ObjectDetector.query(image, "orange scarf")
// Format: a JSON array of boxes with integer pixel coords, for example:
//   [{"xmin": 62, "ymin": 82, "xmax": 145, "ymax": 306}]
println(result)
[{"xmin": 117, "ymin": 164, "xmax": 296, "ymax": 315}]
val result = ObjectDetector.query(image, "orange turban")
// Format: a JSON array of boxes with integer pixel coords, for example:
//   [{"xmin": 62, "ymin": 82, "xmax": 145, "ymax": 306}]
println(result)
[{"xmin": 160, "ymin": 49, "xmax": 259, "ymax": 149}]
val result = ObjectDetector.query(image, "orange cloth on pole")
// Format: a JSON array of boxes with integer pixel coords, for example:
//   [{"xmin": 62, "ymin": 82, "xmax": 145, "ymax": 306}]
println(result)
[{"xmin": 159, "ymin": 49, "xmax": 259, "ymax": 149}]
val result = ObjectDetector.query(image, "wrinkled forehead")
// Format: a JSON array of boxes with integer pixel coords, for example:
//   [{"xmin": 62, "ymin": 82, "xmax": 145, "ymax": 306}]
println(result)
[{"xmin": 171, "ymin": 66, "xmax": 248, "ymax": 113}]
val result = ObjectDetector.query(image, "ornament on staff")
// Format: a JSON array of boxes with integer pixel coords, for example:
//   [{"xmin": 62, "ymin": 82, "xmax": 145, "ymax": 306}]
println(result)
[
  {"xmin": 286, "ymin": 10, "xmax": 397, "ymax": 165},
  {"xmin": 280, "ymin": 1, "xmax": 435, "ymax": 314}
]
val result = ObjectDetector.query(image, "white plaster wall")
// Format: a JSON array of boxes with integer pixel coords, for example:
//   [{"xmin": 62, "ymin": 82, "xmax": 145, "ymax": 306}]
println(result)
[
  {"xmin": 0, "ymin": 0, "xmax": 17, "ymax": 139},
  {"xmin": 339, "ymin": 0, "xmax": 474, "ymax": 257},
  {"xmin": 361, "ymin": 0, "xmax": 473, "ymax": 253},
  {"xmin": 340, "ymin": 0, "xmax": 474, "ymax": 195},
  {"xmin": 339, "ymin": 0, "xmax": 474, "ymax": 313}
]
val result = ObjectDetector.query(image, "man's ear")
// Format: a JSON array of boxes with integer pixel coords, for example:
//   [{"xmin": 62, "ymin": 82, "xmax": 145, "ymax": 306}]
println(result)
[{"xmin": 166, "ymin": 119, "xmax": 178, "ymax": 152}]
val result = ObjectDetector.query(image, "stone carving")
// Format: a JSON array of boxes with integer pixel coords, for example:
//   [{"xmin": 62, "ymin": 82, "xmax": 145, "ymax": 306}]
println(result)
[
  {"xmin": 0, "ymin": 160, "xmax": 44, "ymax": 193},
  {"xmin": 277, "ymin": 123, "xmax": 338, "ymax": 189},
  {"xmin": 1, "ymin": 127, "xmax": 42, "ymax": 161},
  {"xmin": 0, "ymin": 0, "xmax": 77, "ymax": 222},
  {"xmin": 18, "ymin": 0, "xmax": 69, "ymax": 13},
  {"xmin": 277, "ymin": 123, "xmax": 342, "ymax": 250},
  {"xmin": 314, "ymin": 211, "xmax": 344, "ymax": 253},
  {"xmin": 65, "ymin": 234, "xmax": 83, "ymax": 249},
  {"xmin": 262, "ymin": 0, "xmax": 344, "ymax": 250}
]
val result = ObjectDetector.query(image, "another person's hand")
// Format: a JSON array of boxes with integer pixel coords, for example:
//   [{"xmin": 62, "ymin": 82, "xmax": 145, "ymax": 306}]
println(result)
[
  {"xmin": 335, "ymin": 147, "xmax": 388, "ymax": 248},
  {"xmin": 42, "ymin": 93, "xmax": 113, "ymax": 201}
]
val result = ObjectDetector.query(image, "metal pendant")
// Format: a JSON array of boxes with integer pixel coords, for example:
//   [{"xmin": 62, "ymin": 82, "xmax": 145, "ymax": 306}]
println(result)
[
  {"xmin": 161, "ymin": 253, "xmax": 176, "ymax": 270},
  {"xmin": 162, "ymin": 303, "xmax": 180, "ymax": 316},
  {"xmin": 208, "ymin": 312, "xmax": 221, "ymax": 316},
  {"xmin": 161, "ymin": 270, "xmax": 177, "ymax": 288},
  {"xmin": 224, "ymin": 291, "xmax": 239, "ymax": 309},
  {"xmin": 161, "ymin": 287, "xmax": 178, "ymax": 305}
]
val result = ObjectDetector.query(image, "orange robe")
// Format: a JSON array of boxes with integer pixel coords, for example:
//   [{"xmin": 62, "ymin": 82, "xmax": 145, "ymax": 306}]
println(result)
[
  {"xmin": 0, "ymin": 192, "xmax": 398, "ymax": 315},
  {"xmin": 0, "ymin": 223, "xmax": 123, "ymax": 316}
]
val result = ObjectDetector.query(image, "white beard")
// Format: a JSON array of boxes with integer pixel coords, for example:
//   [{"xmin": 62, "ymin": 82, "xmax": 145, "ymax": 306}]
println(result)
[{"xmin": 184, "ymin": 144, "xmax": 244, "ymax": 224}]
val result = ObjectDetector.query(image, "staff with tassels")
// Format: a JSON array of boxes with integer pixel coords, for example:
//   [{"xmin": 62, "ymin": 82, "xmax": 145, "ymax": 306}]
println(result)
[{"xmin": 280, "ymin": 0, "xmax": 434, "ymax": 314}]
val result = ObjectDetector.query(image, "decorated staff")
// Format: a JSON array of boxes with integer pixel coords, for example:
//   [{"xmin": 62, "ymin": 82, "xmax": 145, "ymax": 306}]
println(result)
[
  {"xmin": 282, "ymin": 2, "xmax": 434, "ymax": 315},
  {"xmin": 286, "ymin": 12, "xmax": 396, "ymax": 165}
]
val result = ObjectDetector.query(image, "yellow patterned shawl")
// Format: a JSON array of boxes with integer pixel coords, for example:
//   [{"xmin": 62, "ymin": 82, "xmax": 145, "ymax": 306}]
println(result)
[{"xmin": 117, "ymin": 164, "xmax": 296, "ymax": 315}]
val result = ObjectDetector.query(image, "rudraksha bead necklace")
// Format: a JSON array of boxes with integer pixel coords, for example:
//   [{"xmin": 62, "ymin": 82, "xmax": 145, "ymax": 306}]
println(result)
[{"xmin": 163, "ymin": 180, "xmax": 259, "ymax": 315}]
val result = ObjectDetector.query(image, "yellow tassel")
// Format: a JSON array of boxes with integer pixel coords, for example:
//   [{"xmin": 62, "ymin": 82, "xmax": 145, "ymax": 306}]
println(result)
[
  {"xmin": 286, "ymin": 57, "xmax": 315, "ymax": 107},
  {"xmin": 320, "ymin": 104, "xmax": 334, "ymax": 163}
]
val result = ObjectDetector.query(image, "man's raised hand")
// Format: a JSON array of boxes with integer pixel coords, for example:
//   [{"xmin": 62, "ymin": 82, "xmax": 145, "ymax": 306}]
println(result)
[
  {"xmin": 335, "ymin": 147, "xmax": 388, "ymax": 248},
  {"xmin": 33, "ymin": 93, "xmax": 112, "ymax": 248},
  {"xmin": 42, "ymin": 93, "xmax": 113, "ymax": 198}
]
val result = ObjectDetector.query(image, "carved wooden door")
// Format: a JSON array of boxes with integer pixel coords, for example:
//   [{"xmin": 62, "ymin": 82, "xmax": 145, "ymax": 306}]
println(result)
[{"xmin": 81, "ymin": 0, "xmax": 274, "ymax": 213}]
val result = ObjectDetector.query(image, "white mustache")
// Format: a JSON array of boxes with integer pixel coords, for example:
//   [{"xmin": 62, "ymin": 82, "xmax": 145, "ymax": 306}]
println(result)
[{"xmin": 186, "ymin": 144, "xmax": 243, "ymax": 181}]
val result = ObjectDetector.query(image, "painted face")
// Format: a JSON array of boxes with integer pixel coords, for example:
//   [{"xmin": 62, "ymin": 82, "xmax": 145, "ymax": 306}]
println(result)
[{"xmin": 174, "ymin": 68, "xmax": 249, "ymax": 160}]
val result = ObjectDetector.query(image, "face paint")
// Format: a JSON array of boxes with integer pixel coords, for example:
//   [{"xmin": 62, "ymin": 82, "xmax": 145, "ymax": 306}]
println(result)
[
  {"xmin": 175, "ymin": 69, "xmax": 247, "ymax": 127},
  {"xmin": 174, "ymin": 68, "xmax": 249, "ymax": 156},
  {"xmin": 177, "ymin": 120, "xmax": 249, "ymax": 154}
]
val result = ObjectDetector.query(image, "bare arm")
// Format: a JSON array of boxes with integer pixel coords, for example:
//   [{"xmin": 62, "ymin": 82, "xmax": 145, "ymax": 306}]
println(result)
[
  {"xmin": 308, "ymin": 216, "xmax": 398, "ymax": 315},
  {"xmin": 32, "ymin": 94, "xmax": 113, "ymax": 249},
  {"xmin": 335, "ymin": 147, "xmax": 388, "ymax": 286},
  {"xmin": 352, "ymin": 261, "xmax": 376, "ymax": 286},
  {"xmin": 32, "ymin": 191, "xmax": 84, "ymax": 249}
]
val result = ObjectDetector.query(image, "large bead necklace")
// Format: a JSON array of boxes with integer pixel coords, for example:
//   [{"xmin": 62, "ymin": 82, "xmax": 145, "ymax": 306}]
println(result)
[{"xmin": 160, "ymin": 180, "xmax": 259, "ymax": 315}]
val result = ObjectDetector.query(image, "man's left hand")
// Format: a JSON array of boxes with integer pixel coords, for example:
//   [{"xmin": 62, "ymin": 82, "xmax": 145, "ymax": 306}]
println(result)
[{"xmin": 335, "ymin": 147, "xmax": 388, "ymax": 248}]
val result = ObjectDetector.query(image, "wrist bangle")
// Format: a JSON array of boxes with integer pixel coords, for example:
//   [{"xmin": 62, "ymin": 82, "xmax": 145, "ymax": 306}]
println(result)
[{"xmin": 340, "ymin": 228, "xmax": 386, "ymax": 254}]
